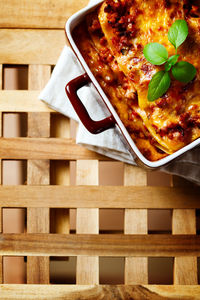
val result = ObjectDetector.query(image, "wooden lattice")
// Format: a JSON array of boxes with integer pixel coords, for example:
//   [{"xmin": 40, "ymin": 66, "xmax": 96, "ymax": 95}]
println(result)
[{"xmin": 0, "ymin": 0, "xmax": 200, "ymax": 299}]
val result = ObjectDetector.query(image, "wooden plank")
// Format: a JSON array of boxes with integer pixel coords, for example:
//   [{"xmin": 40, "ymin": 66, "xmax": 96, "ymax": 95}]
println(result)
[
  {"xmin": 0, "ymin": 133, "xmax": 2, "ymax": 285},
  {"xmin": 0, "ymin": 64, "xmax": 2, "ymax": 284},
  {"xmin": 0, "ymin": 66, "xmax": 2, "ymax": 188},
  {"xmin": 76, "ymin": 160, "xmax": 99, "ymax": 285},
  {"xmin": 27, "ymin": 209, "xmax": 50, "ymax": 284},
  {"xmin": 0, "ymin": 253, "xmax": 2, "ymax": 284},
  {"xmin": 28, "ymin": 65, "xmax": 51, "ymax": 91},
  {"xmin": 50, "ymin": 114, "xmax": 70, "ymax": 235},
  {"xmin": 173, "ymin": 209, "xmax": 197, "ymax": 285},
  {"xmin": 28, "ymin": 114, "xmax": 50, "ymax": 138},
  {"xmin": 0, "ymin": 205, "xmax": 2, "ymax": 233},
  {"xmin": 0, "ymin": 65, "xmax": 2, "ymax": 90},
  {"xmin": 27, "ymin": 160, "xmax": 50, "ymax": 185},
  {"xmin": 27, "ymin": 210, "xmax": 50, "ymax": 234},
  {"xmin": 27, "ymin": 65, "xmax": 51, "ymax": 284},
  {"xmin": 0, "ymin": 0, "xmax": 88, "ymax": 29},
  {"xmin": 0, "ymin": 233, "xmax": 200, "ymax": 257},
  {"xmin": 0, "ymin": 285, "xmax": 200, "ymax": 300},
  {"xmin": 173, "ymin": 210, "xmax": 196, "ymax": 235},
  {"xmin": 0, "ymin": 65, "xmax": 2, "ymax": 184},
  {"xmin": 173, "ymin": 256, "xmax": 198, "ymax": 285},
  {"xmin": 0, "ymin": 149, "xmax": 2, "ymax": 285},
  {"xmin": 0, "ymin": 65, "xmax": 2, "ymax": 185},
  {"xmin": 0, "ymin": 29, "xmax": 65, "ymax": 65},
  {"xmin": 124, "ymin": 165, "xmax": 148, "ymax": 284},
  {"xmin": 0, "ymin": 185, "xmax": 200, "ymax": 209},
  {"xmin": 147, "ymin": 285, "xmax": 200, "ymax": 299},
  {"xmin": 0, "ymin": 137, "xmax": 110, "ymax": 160},
  {"xmin": 172, "ymin": 175, "xmax": 198, "ymax": 285},
  {"xmin": 0, "ymin": 91, "xmax": 54, "ymax": 112}
]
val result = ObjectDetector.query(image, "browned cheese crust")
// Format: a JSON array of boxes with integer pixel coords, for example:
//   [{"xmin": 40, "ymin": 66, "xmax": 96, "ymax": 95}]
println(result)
[{"xmin": 73, "ymin": 0, "xmax": 200, "ymax": 161}]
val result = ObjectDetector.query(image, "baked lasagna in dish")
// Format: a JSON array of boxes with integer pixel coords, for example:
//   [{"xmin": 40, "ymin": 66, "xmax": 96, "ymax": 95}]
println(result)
[{"xmin": 73, "ymin": 0, "xmax": 200, "ymax": 161}]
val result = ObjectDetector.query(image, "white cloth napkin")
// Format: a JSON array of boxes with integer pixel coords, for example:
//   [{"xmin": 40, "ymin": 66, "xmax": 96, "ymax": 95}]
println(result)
[
  {"xmin": 39, "ymin": 46, "xmax": 134, "ymax": 164},
  {"xmin": 39, "ymin": 46, "xmax": 200, "ymax": 185}
]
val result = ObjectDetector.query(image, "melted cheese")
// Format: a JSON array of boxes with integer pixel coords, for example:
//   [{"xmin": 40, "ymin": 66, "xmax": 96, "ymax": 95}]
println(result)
[
  {"xmin": 98, "ymin": 0, "xmax": 200, "ymax": 153},
  {"xmin": 74, "ymin": 0, "xmax": 200, "ymax": 161}
]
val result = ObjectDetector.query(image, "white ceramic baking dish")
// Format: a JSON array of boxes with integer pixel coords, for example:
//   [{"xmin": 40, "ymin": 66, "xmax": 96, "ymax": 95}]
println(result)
[{"xmin": 65, "ymin": 0, "xmax": 200, "ymax": 169}]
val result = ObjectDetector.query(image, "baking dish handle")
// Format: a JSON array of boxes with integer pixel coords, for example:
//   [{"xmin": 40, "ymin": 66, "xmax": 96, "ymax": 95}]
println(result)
[{"xmin": 65, "ymin": 73, "xmax": 115, "ymax": 134}]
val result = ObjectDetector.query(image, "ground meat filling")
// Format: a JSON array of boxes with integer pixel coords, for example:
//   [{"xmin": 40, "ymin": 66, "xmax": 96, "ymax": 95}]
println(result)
[
  {"xmin": 74, "ymin": 0, "xmax": 200, "ymax": 161},
  {"xmin": 104, "ymin": 0, "xmax": 142, "ymax": 52}
]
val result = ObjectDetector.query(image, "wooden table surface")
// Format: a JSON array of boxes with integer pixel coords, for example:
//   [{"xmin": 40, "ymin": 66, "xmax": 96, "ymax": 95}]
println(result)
[{"xmin": 0, "ymin": 0, "xmax": 200, "ymax": 299}]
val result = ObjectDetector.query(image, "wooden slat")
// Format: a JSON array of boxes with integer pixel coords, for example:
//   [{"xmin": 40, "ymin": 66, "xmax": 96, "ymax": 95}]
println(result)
[
  {"xmin": 0, "ymin": 233, "xmax": 200, "ymax": 257},
  {"xmin": 0, "ymin": 165, "xmax": 2, "ymax": 284},
  {"xmin": 0, "ymin": 185, "xmax": 200, "ymax": 209},
  {"xmin": 0, "ymin": 284, "xmax": 200, "ymax": 300},
  {"xmin": 0, "ymin": 0, "xmax": 88, "ymax": 29},
  {"xmin": 0, "ymin": 64, "xmax": 2, "ymax": 185},
  {"xmin": 27, "ymin": 161, "xmax": 50, "ymax": 185},
  {"xmin": 173, "ymin": 210, "xmax": 196, "ymax": 235},
  {"xmin": 0, "ymin": 251, "xmax": 2, "ymax": 284},
  {"xmin": 172, "ymin": 175, "xmax": 198, "ymax": 285},
  {"xmin": 50, "ymin": 114, "xmax": 71, "ymax": 235},
  {"xmin": 27, "ymin": 209, "xmax": 50, "ymax": 283},
  {"xmin": 0, "ymin": 131, "xmax": 2, "ymax": 285},
  {"xmin": 147, "ymin": 285, "xmax": 200, "ymax": 299},
  {"xmin": 0, "ymin": 91, "xmax": 54, "ymax": 112},
  {"xmin": 173, "ymin": 256, "xmax": 198, "ymax": 285},
  {"xmin": 0, "ymin": 137, "xmax": 110, "ymax": 160},
  {"xmin": 76, "ymin": 160, "xmax": 99, "ymax": 285},
  {"xmin": 124, "ymin": 165, "xmax": 148, "ymax": 284},
  {"xmin": 27, "ymin": 65, "xmax": 51, "ymax": 284},
  {"xmin": 28, "ymin": 114, "xmax": 50, "ymax": 138},
  {"xmin": 28, "ymin": 65, "xmax": 51, "ymax": 92},
  {"xmin": 0, "ymin": 29, "xmax": 65, "ymax": 64},
  {"xmin": 173, "ymin": 209, "xmax": 197, "ymax": 285},
  {"xmin": 0, "ymin": 64, "xmax": 2, "ymax": 284},
  {"xmin": 0, "ymin": 65, "xmax": 2, "ymax": 90}
]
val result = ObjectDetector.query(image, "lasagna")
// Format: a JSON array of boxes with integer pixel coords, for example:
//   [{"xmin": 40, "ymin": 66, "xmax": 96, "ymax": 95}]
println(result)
[{"xmin": 73, "ymin": 0, "xmax": 200, "ymax": 161}]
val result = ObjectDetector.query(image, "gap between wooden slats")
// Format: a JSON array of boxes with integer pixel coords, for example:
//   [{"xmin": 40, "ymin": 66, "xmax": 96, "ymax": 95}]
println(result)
[
  {"xmin": 27, "ymin": 65, "xmax": 51, "ymax": 284},
  {"xmin": 0, "ymin": 29, "xmax": 65, "ymax": 65},
  {"xmin": 124, "ymin": 165, "xmax": 148, "ymax": 284},
  {"xmin": 0, "ymin": 0, "xmax": 88, "ymax": 29},
  {"xmin": 0, "ymin": 64, "xmax": 2, "ymax": 284},
  {"xmin": 50, "ymin": 114, "xmax": 70, "ymax": 236},
  {"xmin": 76, "ymin": 160, "xmax": 99, "ymax": 285},
  {"xmin": 172, "ymin": 177, "xmax": 197, "ymax": 285}
]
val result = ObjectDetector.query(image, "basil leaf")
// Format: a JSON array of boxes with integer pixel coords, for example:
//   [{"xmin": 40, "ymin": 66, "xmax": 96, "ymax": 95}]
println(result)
[
  {"xmin": 168, "ymin": 20, "xmax": 188, "ymax": 49},
  {"xmin": 172, "ymin": 61, "xmax": 197, "ymax": 83},
  {"xmin": 143, "ymin": 43, "xmax": 168, "ymax": 65},
  {"xmin": 148, "ymin": 71, "xmax": 171, "ymax": 101}
]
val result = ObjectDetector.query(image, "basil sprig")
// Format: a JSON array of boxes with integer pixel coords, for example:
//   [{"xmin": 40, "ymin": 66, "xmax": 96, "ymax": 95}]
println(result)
[{"xmin": 143, "ymin": 20, "xmax": 197, "ymax": 101}]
